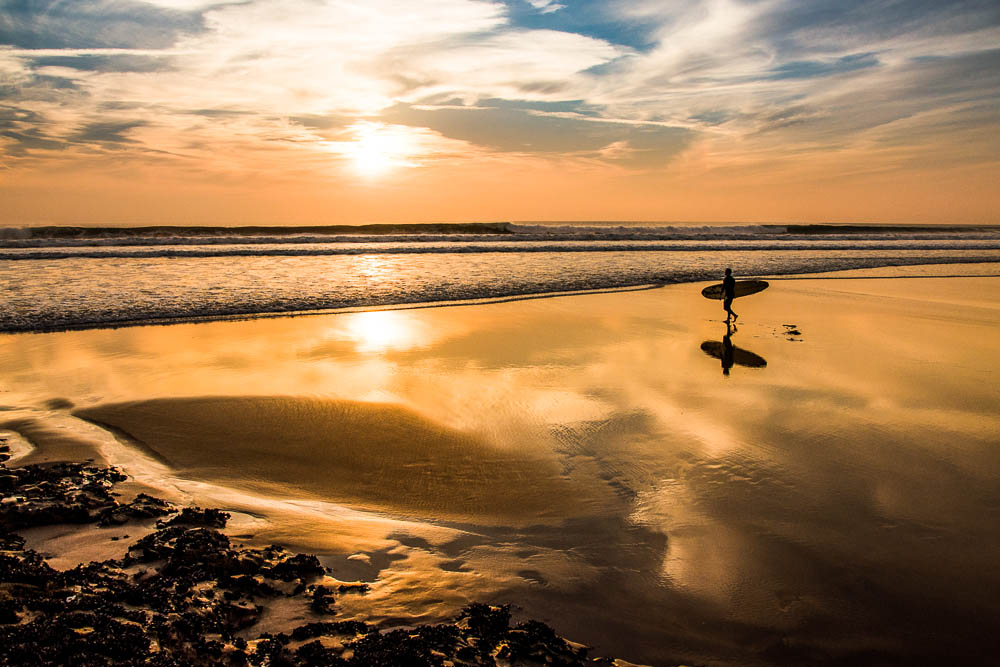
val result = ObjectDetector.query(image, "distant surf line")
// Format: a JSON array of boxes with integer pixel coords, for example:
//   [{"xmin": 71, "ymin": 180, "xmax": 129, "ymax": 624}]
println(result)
[{"xmin": 5, "ymin": 243, "xmax": 1000, "ymax": 261}]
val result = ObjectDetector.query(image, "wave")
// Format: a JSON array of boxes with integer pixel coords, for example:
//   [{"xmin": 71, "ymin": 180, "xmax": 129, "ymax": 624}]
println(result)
[
  {"xmin": 2, "ymin": 253, "xmax": 998, "ymax": 334},
  {"xmin": 0, "ymin": 222, "xmax": 514, "ymax": 240},
  {"xmin": 3, "ymin": 241, "xmax": 1000, "ymax": 260},
  {"xmin": 2, "ymin": 222, "xmax": 999, "ymax": 251}
]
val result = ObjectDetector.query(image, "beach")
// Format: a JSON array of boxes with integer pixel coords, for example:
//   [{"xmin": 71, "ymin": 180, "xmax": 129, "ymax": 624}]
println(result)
[{"xmin": 3, "ymin": 263, "xmax": 1000, "ymax": 665}]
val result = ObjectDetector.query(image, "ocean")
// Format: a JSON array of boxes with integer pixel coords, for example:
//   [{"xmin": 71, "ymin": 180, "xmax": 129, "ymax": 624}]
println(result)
[{"xmin": 2, "ymin": 221, "xmax": 1000, "ymax": 332}]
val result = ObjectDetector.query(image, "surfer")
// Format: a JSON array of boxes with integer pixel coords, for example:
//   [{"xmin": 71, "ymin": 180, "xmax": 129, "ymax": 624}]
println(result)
[{"xmin": 723, "ymin": 268, "xmax": 738, "ymax": 322}]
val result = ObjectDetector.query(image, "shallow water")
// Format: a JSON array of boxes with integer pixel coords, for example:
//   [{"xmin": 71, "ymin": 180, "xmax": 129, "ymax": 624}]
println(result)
[{"xmin": 2, "ymin": 266, "xmax": 1000, "ymax": 665}]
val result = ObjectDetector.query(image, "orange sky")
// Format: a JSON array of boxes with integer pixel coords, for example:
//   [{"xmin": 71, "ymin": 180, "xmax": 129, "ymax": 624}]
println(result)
[{"xmin": 2, "ymin": 0, "xmax": 999, "ymax": 226}]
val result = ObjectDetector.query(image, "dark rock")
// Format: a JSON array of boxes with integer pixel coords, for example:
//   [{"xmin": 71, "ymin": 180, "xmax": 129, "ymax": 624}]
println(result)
[
  {"xmin": 99, "ymin": 493, "xmax": 175, "ymax": 526},
  {"xmin": 460, "ymin": 602, "xmax": 512, "ymax": 648},
  {"xmin": 265, "ymin": 552, "xmax": 325, "ymax": 582},
  {"xmin": 0, "ymin": 546, "xmax": 57, "ymax": 586},
  {"xmin": 0, "ymin": 462, "xmax": 129, "ymax": 529},
  {"xmin": 221, "ymin": 574, "xmax": 280, "ymax": 599},
  {"xmin": 0, "ymin": 461, "xmax": 622, "ymax": 666},
  {"xmin": 310, "ymin": 584, "xmax": 336, "ymax": 614},
  {"xmin": 291, "ymin": 620, "xmax": 370, "ymax": 641},
  {"xmin": 337, "ymin": 583, "xmax": 370, "ymax": 595},
  {"xmin": 295, "ymin": 640, "xmax": 351, "ymax": 666},
  {"xmin": 500, "ymin": 619, "xmax": 590, "ymax": 664},
  {"xmin": 249, "ymin": 636, "xmax": 295, "ymax": 667},
  {"xmin": 0, "ymin": 473, "xmax": 18, "ymax": 491},
  {"xmin": 348, "ymin": 627, "xmax": 448, "ymax": 666},
  {"xmin": 157, "ymin": 507, "xmax": 230, "ymax": 529},
  {"xmin": 0, "ymin": 601, "xmax": 19, "ymax": 625}
]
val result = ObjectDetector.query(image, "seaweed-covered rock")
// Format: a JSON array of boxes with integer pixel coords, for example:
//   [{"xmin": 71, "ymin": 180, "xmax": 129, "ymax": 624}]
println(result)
[
  {"xmin": 265, "ymin": 551, "xmax": 326, "ymax": 583},
  {"xmin": 500, "ymin": 619, "xmax": 590, "ymax": 664},
  {"xmin": 294, "ymin": 640, "xmax": 351, "ymax": 667},
  {"xmin": 309, "ymin": 584, "xmax": 337, "ymax": 615},
  {"xmin": 348, "ymin": 627, "xmax": 450, "ymax": 666},
  {"xmin": 337, "ymin": 583, "xmax": 370, "ymax": 595},
  {"xmin": 460, "ymin": 603, "xmax": 512, "ymax": 640},
  {"xmin": 99, "ymin": 493, "xmax": 175, "ymax": 526},
  {"xmin": 0, "ymin": 462, "xmax": 130, "ymax": 529},
  {"xmin": 291, "ymin": 620, "xmax": 371, "ymax": 641},
  {"xmin": 0, "ymin": 541, "xmax": 56, "ymax": 586},
  {"xmin": 157, "ymin": 506, "xmax": 230, "ymax": 529},
  {"xmin": 249, "ymin": 634, "xmax": 295, "ymax": 667},
  {"xmin": 0, "ymin": 614, "xmax": 151, "ymax": 666},
  {"xmin": 0, "ymin": 460, "xmax": 624, "ymax": 666}
]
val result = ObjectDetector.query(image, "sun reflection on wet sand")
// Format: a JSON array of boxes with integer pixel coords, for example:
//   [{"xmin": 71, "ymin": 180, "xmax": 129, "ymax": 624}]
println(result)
[{"xmin": 341, "ymin": 309, "xmax": 424, "ymax": 354}]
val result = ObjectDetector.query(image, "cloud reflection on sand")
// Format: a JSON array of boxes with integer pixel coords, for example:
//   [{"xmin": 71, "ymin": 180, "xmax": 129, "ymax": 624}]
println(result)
[{"xmin": 1, "ymin": 267, "xmax": 1000, "ymax": 665}]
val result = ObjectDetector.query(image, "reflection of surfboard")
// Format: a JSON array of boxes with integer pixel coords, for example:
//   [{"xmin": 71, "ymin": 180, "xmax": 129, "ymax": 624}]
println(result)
[
  {"xmin": 701, "ymin": 280, "xmax": 769, "ymax": 300},
  {"xmin": 700, "ymin": 341, "xmax": 767, "ymax": 368}
]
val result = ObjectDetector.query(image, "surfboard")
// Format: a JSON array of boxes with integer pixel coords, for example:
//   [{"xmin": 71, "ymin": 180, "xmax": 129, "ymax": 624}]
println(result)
[
  {"xmin": 701, "ymin": 279, "xmax": 769, "ymax": 300},
  {"xmin": 700, "ymin": 341, "xmax": 768, "ymax": 368}
]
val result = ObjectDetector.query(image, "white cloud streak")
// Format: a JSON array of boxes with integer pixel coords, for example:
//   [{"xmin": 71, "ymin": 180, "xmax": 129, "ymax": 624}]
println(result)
[{"xmin": 0, "ymin": 0, "xmax": 997, "ymax": 178}]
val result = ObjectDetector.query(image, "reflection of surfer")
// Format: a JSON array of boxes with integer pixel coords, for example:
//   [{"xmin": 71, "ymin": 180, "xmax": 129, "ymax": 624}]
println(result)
[
  {"xmin": 723, "ymin": 268, "xmax": 738, "ymax": 323},
  {"xmin": 721, "ymin": 323, "xmax": 735, "ymax": 376},
  {"xmin": 700, "ymin": 322, "xmax": 767, "ymax": 376}
]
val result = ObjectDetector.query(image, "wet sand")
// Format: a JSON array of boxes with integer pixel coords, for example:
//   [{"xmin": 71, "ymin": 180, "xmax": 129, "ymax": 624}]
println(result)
[
  {"xmin": 74, "ymin": 396, "xmax": 607, "ymax": 524},
  {"xmin": 2, "ymin": 263, "xmax": 1000, "ymax": 665}
]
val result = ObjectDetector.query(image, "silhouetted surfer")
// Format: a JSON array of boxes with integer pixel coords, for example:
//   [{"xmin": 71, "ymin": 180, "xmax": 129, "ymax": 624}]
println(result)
[{"xmin": 723, "ymin": 268, "xmax": 738, "ymax": 322}]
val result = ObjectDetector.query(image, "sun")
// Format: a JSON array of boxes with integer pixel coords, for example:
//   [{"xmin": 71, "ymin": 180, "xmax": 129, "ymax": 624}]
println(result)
[{"xmin": 337, "ymin": 121, "xmax": 419, "ymax": 178}]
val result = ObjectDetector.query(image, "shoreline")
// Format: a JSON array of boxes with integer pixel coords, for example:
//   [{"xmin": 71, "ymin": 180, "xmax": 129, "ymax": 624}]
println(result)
[{"xmin": 3, "ymin": 259, "xmax": 999, "ymax": 336}]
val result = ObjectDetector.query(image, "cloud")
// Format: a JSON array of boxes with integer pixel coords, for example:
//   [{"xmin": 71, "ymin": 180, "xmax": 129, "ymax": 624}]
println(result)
[
  {"xmin": 381, "ymin": 102, "xmax": 690, "ymax": 167},
  {"xmin": 765, "ymin": 52, "xmax": 880, "ymax": 80},
  {"xmin": 1, "ymin": 127, "xmax": 67, "ymax": 154},
  {"xmin": 524, "ymin": 0, "xmax": 565, "ymax": 15},
  {"xmin": 0, "ymin": 0, "xmax": 205, "ymax": 49},
  {"xmin": 761, "ymin": 0, "xmax": 1000, "ymax": 56},
  {"xmin": 381, "ymin": 29, "xmax": 625, "ymax": 103},
  {"xmin": 0, "ymin": 0, "xmax": 998, "ymax": 187},
  {"xmin": 139, "ymin": 0, "xmax": 244, "ymax": 9},
  {"xmin": 71, "ymin": 119, "xmax": 146, "ymax": 145},
  {"xmin": 30, "ymin": 53, "xmax": 173, "ymax": 73}
]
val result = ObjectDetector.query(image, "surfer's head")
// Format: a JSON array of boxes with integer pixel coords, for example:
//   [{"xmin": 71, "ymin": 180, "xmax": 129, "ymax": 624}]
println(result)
[{"xmin": 725, "ymin": 267, "xmax": 732, "ymax": 275}]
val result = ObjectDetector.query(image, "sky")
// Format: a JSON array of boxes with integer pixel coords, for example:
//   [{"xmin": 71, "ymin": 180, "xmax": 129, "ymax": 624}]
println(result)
[{"xmin": 1, "ymin": 0, "xmax": 999, "ymax": 225}]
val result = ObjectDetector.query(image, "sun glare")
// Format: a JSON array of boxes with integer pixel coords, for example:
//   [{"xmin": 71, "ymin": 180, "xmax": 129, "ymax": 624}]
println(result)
[
  {"xmin": 344, "ymin": 310, "xmax": 420, "ymax": 353},
  {"xmin": 335, "ymin": 122, "xmax": 419, "ymax": 178}
]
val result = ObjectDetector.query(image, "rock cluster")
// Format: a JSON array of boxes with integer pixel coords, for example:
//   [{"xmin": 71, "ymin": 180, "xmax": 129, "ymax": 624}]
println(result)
[{"xmin": 0, "ymin": 454, "xmax": 617, "ymax": 666}]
